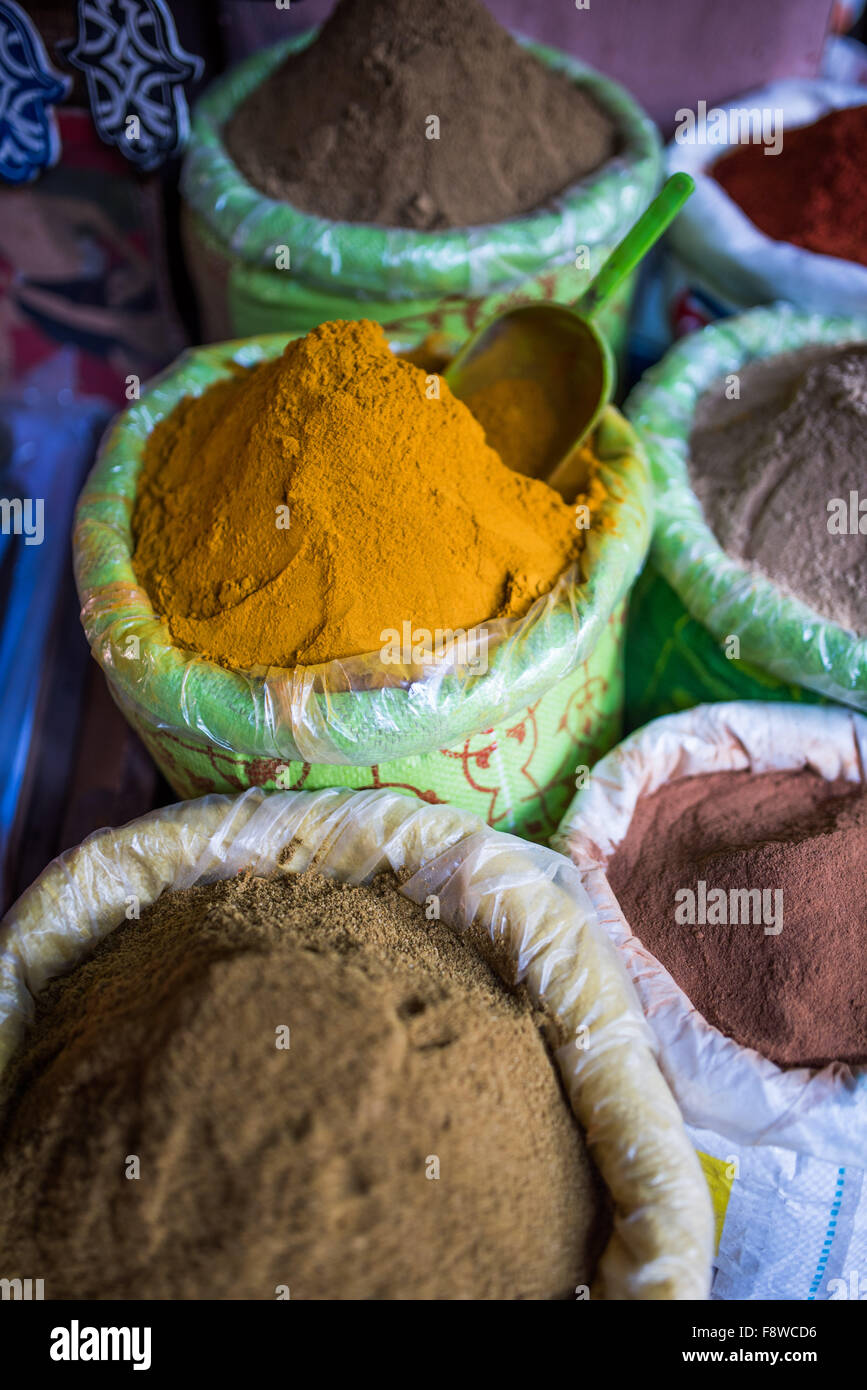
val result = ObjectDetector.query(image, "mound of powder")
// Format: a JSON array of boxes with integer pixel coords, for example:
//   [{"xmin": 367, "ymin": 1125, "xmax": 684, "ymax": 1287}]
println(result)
[
  {"xmin": 0, "ymin": 869, "xmax": 609, "ymax": 1300},
  {"xmin": 608, "ymin": 768, "xmax": 867, "ymax": 1070},
  {"xmin": 131, "ymin": 319, "xmax": 587, "ymax": 670},
  {"xmin": 712, "ymin": 105, "xmax": 867, "ymax": 267},
  {"xmin": 689, "ymin": 344, "xmax": 867, "ymax": 635},
  {"xmin": 224, "ymin": 0, "xmax": 618, "ymax": 230}
]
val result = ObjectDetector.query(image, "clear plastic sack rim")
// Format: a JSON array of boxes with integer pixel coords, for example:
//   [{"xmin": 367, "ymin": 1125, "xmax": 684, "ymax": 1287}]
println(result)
[
  {"xmin": 0, "ymin": 785, "xmax": 713, "ymax": 1299},
  {"xmin": 72, "ymin": 334, "xmax": 651, "ymax": 766},
  {"xmin": 179, "ymin": 31, "xmax": 662, "ymax": 297},
  {"xmin": 624, "ymin": 303, "xmax": 867, "ymax": 708},
  {"xmin": 555, "ymin": 700, "xmax": 867, "ymax": 1167}
]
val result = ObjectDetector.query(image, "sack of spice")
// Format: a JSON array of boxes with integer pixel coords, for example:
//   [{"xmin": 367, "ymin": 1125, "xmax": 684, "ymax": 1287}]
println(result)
[
  {"xmin": 73, "ymin": 323, "xmax": 651, "ymax": 843},
  {"xmin": 0, "ymin": 785, "xmax": 712, "ymax": 1299},
  {"xmin": 179, "ymin": 0, "xmax": 660, "ymax": 362},
  {"xmin": 623, "ymin": 303, "xmax": 867, "ymax": 727},
  {"xmin": 553, "ymin": 701, "xmax": 867, "ymax": 1301},
  {"xmin": 663, "ymin": 79, "xmax": 867, "ymax": 329}
]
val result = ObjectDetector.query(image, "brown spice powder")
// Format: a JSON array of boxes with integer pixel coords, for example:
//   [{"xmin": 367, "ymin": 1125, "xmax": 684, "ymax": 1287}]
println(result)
[
  {"xmin": 608, "ymin": 768, "xmax": 867, "ymax": 1070},
  {"xmin": 224, "ymin": 0, "xmax": 618, "ymax": 230},
  {"xmin": 0, "ymin": 869, "xmax": 609, "ymax": 1300},
  {"xmin": 689, "ymin": 344, "xmax": 867, "ymax": 636}
]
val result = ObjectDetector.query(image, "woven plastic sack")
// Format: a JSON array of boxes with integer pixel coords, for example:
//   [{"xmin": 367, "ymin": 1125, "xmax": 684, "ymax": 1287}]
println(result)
[
  {"xmin": 554, "ymin": 701, "xmax": 867, "ymax": 1301},
  {"xmin": 180, "ymin": 33, "xmax": 661, "ymax": 361},
  {"xmin": 72, "ymin": 334, "xmax": 651, "ymax": 843},
  {"xmin": 665, "ymin": 78, "xmax": 867, "ymax": 319},
  {"xmin": 623, "ymin": 303, "xmax": 867, "ymax": 727},
  {"xmin": 0, "ymin": 785, "xmax": 712, "ymax": 1299}
]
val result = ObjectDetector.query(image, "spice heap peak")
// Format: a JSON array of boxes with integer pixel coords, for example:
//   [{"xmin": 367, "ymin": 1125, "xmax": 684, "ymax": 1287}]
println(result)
[
  {"xmin": 132, "ymin": 319, "xmax": 589, "ymax": 671},
  {"xmin": 225, "ymin": 0, "xmax": 617, "ymax": 230}
]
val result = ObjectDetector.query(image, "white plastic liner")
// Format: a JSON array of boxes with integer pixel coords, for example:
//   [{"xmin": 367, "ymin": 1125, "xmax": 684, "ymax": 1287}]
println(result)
[
  {"xmin": 0, "ymin": 786, "xmax": 712, "ymax": 1300},
  {"xmin": 555, "ymin": 701, "xmax": 867, "ymax": 1301},
  {"xmin": 666, "ymin": 79, "xmax": 867, "ymax": 315}
]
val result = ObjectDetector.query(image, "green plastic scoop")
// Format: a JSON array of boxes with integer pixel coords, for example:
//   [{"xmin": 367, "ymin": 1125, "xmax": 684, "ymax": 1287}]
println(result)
[{"xmin": 444, "ymin": 172, "xmax": 694, "ymax": 498}]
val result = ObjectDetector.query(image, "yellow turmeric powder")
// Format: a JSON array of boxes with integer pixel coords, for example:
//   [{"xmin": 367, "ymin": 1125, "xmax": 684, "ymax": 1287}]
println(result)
[
  {"xmin": 465, "ymin": 377, "xmax": 560, "ymax": 478},
  {"xmin": 131, "ymin": 319, "xmax": 598, "ymax": 672}
]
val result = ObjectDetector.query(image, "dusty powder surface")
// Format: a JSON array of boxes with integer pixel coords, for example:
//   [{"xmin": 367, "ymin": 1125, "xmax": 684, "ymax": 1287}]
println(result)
[
  {"xmin": 0, "ymin": 870, "xmax": 609, "ymax": 1300},
  {"xmin": 131, "ymin": 319, "xmax": 585, "ymax": 671},
  {"xmin": 224, "ymin": 0, "xmax": 618, "ymax": 230},
  {"xmin": 712, "ymin": 105, "xmax": 867, "ymax": 267},
  {"xmin": 608, "ymin": 768, "xmax": 867, "ymax": 1070},
  {"xmin": 689, "ymin": 344, "xmax": 867, "ymax": 635}
]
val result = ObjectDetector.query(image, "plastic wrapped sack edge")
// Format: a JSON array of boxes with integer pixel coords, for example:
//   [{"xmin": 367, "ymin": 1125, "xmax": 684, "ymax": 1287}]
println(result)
[
  {"xmin": 73, "ymin": 334, "xmax": 651, "ymax": 766},
  {"xmin": 180, "ymin": 32, "xmax": 662, "ymax": 301},
  {"xmin": 624, "ymin": 303, "xmax": 867, "ymax": 710},
  {"xmin": 554, "ymin": 700, "xmax": 867, "ymax": 1168},
  {"xmin": 0, "ymin": 786, "xmax": 712, "ymax": 1300}
]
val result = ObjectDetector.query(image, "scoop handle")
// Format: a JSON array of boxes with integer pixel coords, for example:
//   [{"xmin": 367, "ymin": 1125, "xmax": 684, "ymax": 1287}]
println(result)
[{"xmin": 573, "ymin": 172, "xmax": 695, "ymax": 321}]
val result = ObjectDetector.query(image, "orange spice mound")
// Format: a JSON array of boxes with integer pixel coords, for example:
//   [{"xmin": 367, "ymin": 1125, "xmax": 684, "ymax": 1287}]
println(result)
[{"xmin": 131, "ymin": 320, "xmax": 591, "ymax": 671}]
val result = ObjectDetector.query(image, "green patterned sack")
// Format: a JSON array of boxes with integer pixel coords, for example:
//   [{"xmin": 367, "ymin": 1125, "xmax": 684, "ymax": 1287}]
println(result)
[
  {"xmin": 624, "ymin": 305, "xmax": 867, "ymax": 728},
  {"xmin": 180, "ymin": 34, "xmax": 661, "ymax": 364},
  {"xmin": 73, "ymin": 336, "xmax": 651, "ymax": 843}
]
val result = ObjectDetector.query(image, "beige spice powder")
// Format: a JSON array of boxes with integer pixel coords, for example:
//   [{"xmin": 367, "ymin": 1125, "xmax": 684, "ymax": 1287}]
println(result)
[{"xmin": 0, "ymin": 868, "xmax": 609, "ymax": 1300}]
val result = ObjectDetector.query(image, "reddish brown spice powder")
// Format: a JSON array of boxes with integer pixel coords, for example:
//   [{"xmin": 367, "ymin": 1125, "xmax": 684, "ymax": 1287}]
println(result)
[
  {"xmin": 608, "ymin": 768, "xmax": 867, "ymax": 1071},
  {"xmin": 712, "ymin": 105, "xmax": 867, "ymax": 267}
]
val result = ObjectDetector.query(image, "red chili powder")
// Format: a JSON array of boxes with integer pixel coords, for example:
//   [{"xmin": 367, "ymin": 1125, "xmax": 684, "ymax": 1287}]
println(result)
[{"xmin": 712, "ymin": 105, "xmax": 867, "ymax": 267}]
